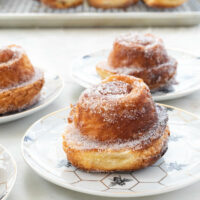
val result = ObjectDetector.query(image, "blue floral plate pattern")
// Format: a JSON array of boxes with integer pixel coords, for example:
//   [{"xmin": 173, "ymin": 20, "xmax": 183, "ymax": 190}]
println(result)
[{"xmin": 21, "ymin": 105, "xmax": 200, "ymax": 197}]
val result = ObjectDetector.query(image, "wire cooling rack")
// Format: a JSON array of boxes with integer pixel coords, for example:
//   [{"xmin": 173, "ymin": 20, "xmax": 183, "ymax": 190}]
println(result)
[{"xmin": 0, "ymin": 0, "xmax": 199, "ymax": 27}]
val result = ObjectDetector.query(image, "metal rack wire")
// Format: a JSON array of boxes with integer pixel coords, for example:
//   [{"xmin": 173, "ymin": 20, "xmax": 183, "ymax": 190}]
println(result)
[{"xmin": 0, "ymin": 0, "xmax": 199, "ymax": 14}]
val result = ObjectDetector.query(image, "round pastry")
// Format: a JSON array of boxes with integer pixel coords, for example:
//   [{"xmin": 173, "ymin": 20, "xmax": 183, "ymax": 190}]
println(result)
[
  {"xmin": 63, "ymin": 75, "xmax": 170, "ymax": 172},
  {"xmin": 40, "ymin": 0, "xmax": 83, "ymax": 9},
  {"xmin": 96, "ymin": 33, "xmax": 177, "ymax": 90},
  {"xmin": 143, "ymin": 0, "xmax": 188, "ymax": 8},
  {"xmin": 0, "ymin": 45, "xmax": 44, "ymax": 115},
  {"xmin": 88, "ymin": 0, "xmax": 138, "ymax": 9}
]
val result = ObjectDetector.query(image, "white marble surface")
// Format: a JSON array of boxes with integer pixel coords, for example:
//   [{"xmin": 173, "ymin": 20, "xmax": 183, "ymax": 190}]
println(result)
[{"xmin": 0, "ymin": 27, "xmax": 200, "ymax": 200}]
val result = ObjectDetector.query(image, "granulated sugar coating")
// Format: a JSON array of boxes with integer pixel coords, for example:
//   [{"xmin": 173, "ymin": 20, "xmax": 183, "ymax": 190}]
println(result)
[
  {"xmin": 78, "ymin": 80, "xmax": 146, "ymax": 123},
  {"xmin": 63, "ymin": 74, "xmax": 170, "ymax": 172},
  {"xmin": 0, "ymin": 67, "xmax": 43, "ymax": 93},
  {"xmin": 96, "ymin": 81, "xmax": 132, "ymax": 97},
  {"xmin": 0, "ymin": 67, "xmax": 44, "ymax": 114},
  {"xmin": 115, "ymin": 33, "xmax": 163, "ymax": 48},
  {"xmin": 96, "ymin": 33, "xmax": 177, "ymax": 90},
  {"xmin": 69, "ymin": 75, "xmax": 160, "ymax": 142},
  {"xmin": 0, "ymin": 45, "xmax": 35, "ymax": 89},
  {"xmin": 64, "ymin": 104, "xmax": 168, "ymax": 151},
  {"xmin": 110, "ymin": 33, "xmax": 170, "ymax": 68}
]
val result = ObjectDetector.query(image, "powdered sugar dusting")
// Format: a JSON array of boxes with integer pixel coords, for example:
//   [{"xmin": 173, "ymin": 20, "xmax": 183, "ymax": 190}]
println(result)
[{"xmin": 64, "ymin": 105, "xmax": 168, "ymax": 151}]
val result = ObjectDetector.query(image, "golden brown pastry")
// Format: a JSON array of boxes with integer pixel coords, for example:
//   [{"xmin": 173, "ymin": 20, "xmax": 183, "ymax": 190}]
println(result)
[
  {"xmin": 88, "ymin": 0, "xmax": 138, "ymax": 9},
  {"xmin": 0, "ymin": 45, "xmax": 44, "ymax": 115},
  {"xmin": 96, "ymin": 33, "xmax": 177, "ymax": 90},
  {"xmin": 40, "ymin": 0, "xmax": 83, "ymax": 9},
  {"xmin": 143, "ymin": 0, "xmax": 188, "ymax": 8},
  {"xmin": 63, "ymin": 75, "xmax": 170, "ymax": 172}
]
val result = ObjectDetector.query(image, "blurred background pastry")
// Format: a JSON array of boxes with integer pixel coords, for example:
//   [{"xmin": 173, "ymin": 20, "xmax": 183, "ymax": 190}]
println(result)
[
  {"xmin": 143, "ymin": 0, "xmax": 188, "ymax": 8},
  {"xmin": 40, "ymin": 0, "xmax": 83, "ymax": 9},
  {"xmin": 63, "ymin": 75, "xmax": 170, "ymax": 172},
  {"xmin": 96, "ymin": 33, "xmax": 177, "ymax": 90},
  {"xmin": 87, "ymin": 0, "xmax": 138, "ymax": 9},
  {"xmin": 37, "ymin": 0, "xmax": 188, "ymax": 9},
  {"xmin": 0, "ymin": 45, "xmax": 44, "ymax": 115}
]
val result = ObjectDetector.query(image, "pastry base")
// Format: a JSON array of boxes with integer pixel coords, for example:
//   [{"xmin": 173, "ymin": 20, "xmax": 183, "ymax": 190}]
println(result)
[{"xmin": 63, "ymin": 126, "xmax": 170, "ymax": 172}]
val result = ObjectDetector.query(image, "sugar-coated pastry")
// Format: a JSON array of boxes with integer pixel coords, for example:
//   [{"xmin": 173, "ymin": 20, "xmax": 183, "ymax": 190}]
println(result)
[
  {"xmin": 88, "ymin": 0, "xmax": 138, "ymax": 9},
  {"xmin": 63, "ymin": 75, "xmax": 170, "ymax": 172},
  {"xmin": 0, "ymin": 45, "xmax": 44, "ymax": 115},
  {"xmin": 40, "ymin": 0, "xmax": 83, "ymax": 9},
  {"xmin": 0, "ymin": 45, "xmax": 34, "ymax": 89},
  {"xmin": 143, "ymin": 0, "xmax": 188, "ymax": 8},
  {"xmin": 96, "ymin": 33, "xmax": 177, "ymax": 90}
]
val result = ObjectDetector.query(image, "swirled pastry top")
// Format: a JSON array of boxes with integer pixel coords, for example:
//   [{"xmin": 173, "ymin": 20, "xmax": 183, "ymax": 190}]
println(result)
[
  {"xmin": 0, "ymin": 45, "xmax": 35, "ymax": 89},
  {"xmin": 68, "ymin": 75, "xmax": 165, "ymax": 142},
  {"xmin": 108, "ymin": 33, "xmax": 175, "ymax": 69}
]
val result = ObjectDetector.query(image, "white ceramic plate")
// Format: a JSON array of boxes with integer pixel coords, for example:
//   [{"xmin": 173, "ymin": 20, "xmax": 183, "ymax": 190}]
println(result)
[
  {"xmin": 0, "ymin": 71, "xmax": 64, "ymax": 124},
  {"xmin": 71, "ymin": 49, "xmax": 200, "ymax": 101},
  {"xmin": 0, "ymin": 145, "xmax": 17, "ymax": 200},
  {"xmin": 22, "ymin": 105, "xmax": 200, "ymax": 197}
]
